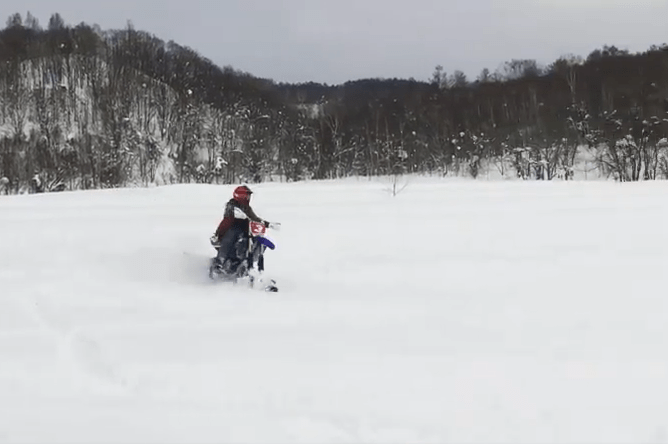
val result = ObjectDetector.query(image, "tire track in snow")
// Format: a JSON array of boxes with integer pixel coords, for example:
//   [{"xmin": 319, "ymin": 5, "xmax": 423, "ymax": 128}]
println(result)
[
  {"xmin": 28, "ymin": 289, "xmax": 140, "ymax": 396},
  {"xmin": 277, "ymin": 413, "xmax": 443, "ymax": 443}
]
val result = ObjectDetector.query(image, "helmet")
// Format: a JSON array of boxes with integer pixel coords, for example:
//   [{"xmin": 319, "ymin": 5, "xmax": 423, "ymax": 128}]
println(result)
[{"xmin": 233, "ymin": 185, "xmax": 252, "ymax": 205}]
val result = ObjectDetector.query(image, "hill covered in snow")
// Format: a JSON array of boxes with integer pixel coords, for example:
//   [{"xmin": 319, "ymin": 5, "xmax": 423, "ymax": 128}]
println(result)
[{"xmin": 1, "ymin": 178, "xmax": 667, "ymax": 442}]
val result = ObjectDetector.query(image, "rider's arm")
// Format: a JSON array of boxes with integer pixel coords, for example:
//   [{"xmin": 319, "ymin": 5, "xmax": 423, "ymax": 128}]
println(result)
[{"xmin": 243, "ymin": 205, "xmax": 267, "ymax": 225}]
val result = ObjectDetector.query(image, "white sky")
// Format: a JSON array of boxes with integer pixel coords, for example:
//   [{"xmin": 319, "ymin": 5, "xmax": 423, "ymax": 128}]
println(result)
[{"xmin": 2, "ymin": 0, "xmax": 667, "ymax": 85}]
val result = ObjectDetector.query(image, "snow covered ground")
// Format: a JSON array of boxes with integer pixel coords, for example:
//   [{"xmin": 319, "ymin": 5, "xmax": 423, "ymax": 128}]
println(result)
[{"xmin": 1, "ymin": 177, "xmax": 667, "ymax": 443}]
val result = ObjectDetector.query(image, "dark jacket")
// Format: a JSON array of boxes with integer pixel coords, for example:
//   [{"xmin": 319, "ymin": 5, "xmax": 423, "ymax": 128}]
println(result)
[{"xmin": 215, "ymin": 198, "xmax": 266, "ymax": 239}]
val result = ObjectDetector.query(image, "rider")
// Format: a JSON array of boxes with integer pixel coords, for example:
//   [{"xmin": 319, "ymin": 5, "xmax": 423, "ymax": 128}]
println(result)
[{"xmin": 212, "ymin": 185, "xmax": 270, "ymax": 273}]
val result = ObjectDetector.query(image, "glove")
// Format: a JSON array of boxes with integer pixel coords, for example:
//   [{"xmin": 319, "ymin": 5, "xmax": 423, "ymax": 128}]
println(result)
[{"xmin": 210, "ymin": 234, "xmax": 220, "ymax": 247}]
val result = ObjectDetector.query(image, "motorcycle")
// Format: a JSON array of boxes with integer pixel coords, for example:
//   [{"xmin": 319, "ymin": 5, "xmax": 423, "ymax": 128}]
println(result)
[{"xmin": 209, "ymin": 209, "xmax": 280, "ymax": 292}]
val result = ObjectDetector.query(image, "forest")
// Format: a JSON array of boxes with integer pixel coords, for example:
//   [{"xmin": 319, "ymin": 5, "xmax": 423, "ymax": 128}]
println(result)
[{"xmin": 1, "ymin": 11, "xmax": 668, "ymax": 193}]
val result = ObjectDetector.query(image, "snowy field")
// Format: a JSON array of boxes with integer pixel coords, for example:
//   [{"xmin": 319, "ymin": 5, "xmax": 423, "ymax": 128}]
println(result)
[{"xmin": 1, "ymin": 177, "xmax": 667, "ymax": 443}]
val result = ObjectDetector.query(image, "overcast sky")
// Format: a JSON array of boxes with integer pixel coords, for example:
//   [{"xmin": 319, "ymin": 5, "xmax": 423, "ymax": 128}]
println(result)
[{"xmin": 3, "ymin": 0, "xmax": 667, "ymax": 85}]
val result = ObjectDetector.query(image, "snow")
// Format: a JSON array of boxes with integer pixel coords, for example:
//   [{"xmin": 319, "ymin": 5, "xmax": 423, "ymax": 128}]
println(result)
[{"xmin": 1, "ymin": 178, "xmax": 668, "ymax": 443}]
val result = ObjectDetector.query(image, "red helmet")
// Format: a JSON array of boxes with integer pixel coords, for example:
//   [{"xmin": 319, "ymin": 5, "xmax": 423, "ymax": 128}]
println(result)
[{"xmin": 233, "ymin": 185, "xmax": 252, "ymax": 205}]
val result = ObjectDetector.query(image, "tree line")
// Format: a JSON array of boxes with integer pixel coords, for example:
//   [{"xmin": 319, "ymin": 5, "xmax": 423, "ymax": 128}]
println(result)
[{"xmin": 1, "ymin": 11, "xmax": 667, "ymax": 193}]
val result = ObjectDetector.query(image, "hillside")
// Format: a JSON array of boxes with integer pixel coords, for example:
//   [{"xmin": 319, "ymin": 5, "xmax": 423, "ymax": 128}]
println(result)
[{"xmin": 1, "ymin": 12, "xmax": 668, "ymax": 194}]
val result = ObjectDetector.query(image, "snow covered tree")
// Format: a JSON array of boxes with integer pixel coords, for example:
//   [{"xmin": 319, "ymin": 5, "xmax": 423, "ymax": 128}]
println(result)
[{"xmin": 0, "ymin": 176, "xmax": 9, "ymax": 194}]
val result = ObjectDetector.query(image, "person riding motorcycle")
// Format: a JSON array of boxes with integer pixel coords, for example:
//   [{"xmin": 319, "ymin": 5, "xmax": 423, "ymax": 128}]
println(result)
[{"xmin": 211, "ymin": 185, "xmax": 271, "ymax": 274}]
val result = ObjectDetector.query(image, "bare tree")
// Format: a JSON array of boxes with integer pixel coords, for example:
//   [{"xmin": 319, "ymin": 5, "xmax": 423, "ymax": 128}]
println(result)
[
  {"xmin": 450, "ymin": 70, "xmax": 468, "ymax": 88},
  {"xmin": 477, "ymin": 68, "xmax": 491, "ymax": 83}
]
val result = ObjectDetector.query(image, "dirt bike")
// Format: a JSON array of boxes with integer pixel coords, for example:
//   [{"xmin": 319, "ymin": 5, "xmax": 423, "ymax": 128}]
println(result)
[{"xmin": 209, "ymin": 215, "xmax": 280, "ymax": 292}]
